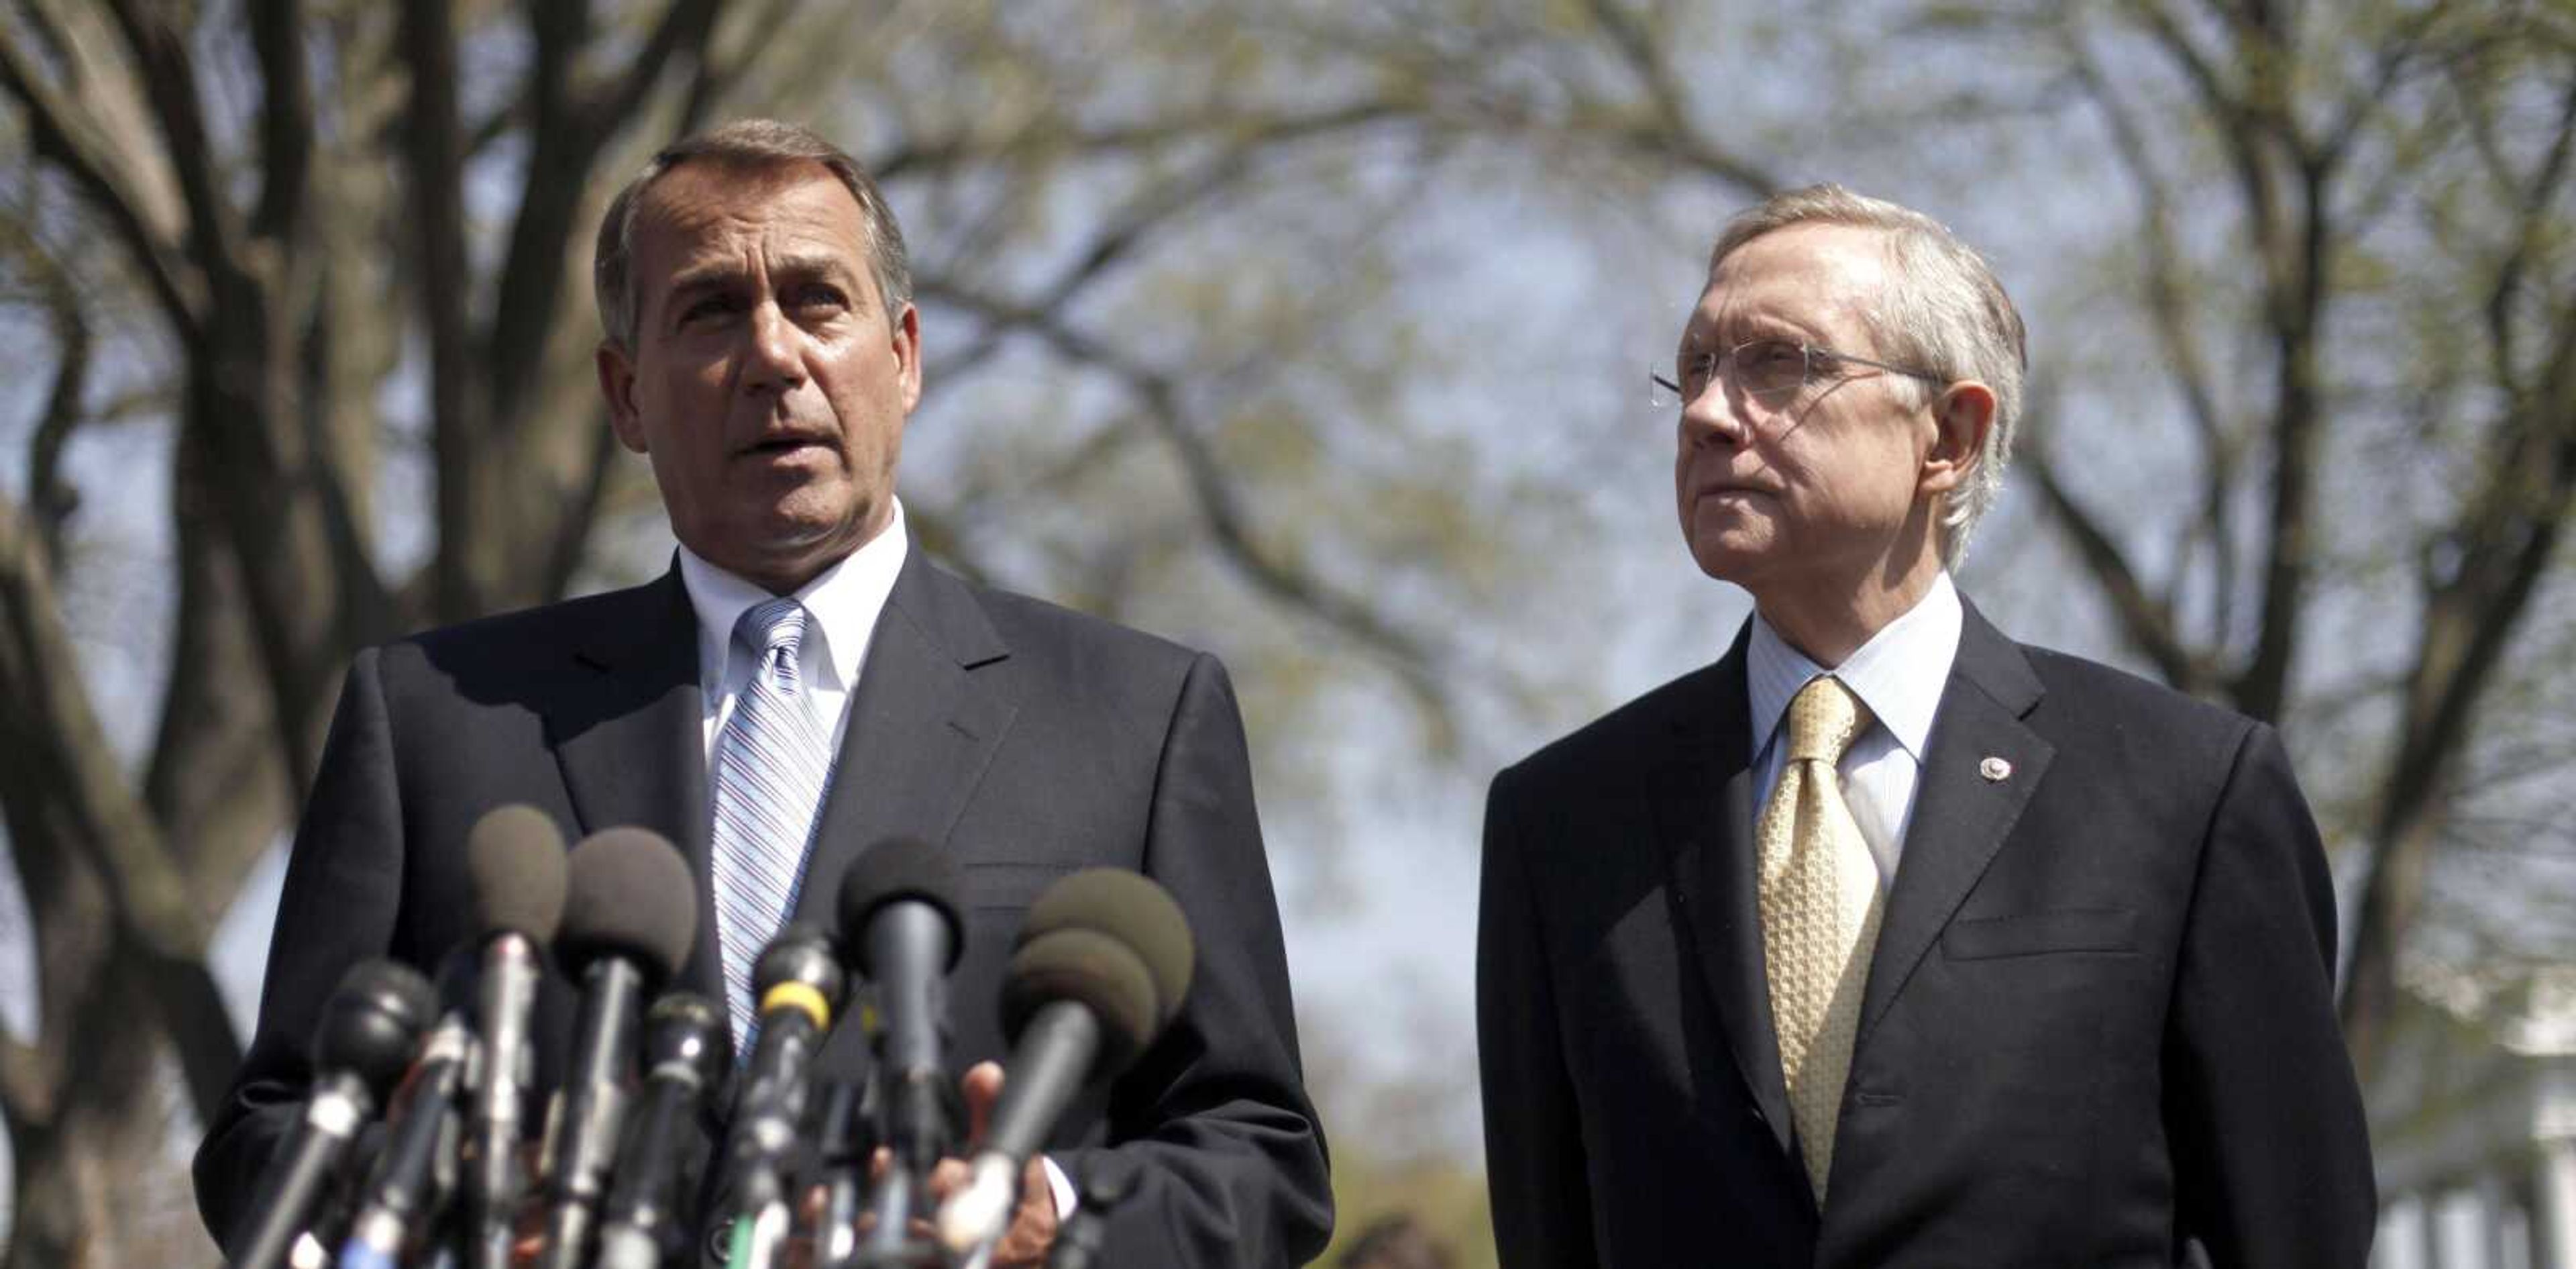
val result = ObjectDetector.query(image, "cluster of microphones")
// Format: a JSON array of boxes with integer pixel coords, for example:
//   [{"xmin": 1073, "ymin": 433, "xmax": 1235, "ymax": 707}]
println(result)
[{"xmin": 228, "ymin": 805, "xmax": 1195, "ymax": 1269}]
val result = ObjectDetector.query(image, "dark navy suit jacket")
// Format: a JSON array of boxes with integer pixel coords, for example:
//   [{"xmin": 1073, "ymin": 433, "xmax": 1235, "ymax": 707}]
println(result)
[
  {"xmin": 197, "ymin": 546, "xmax": 1331, "ymax": 1267},
  {"xmin": 1478, "ymin": 601, "xmax": 2373, "ymax": 1268}
]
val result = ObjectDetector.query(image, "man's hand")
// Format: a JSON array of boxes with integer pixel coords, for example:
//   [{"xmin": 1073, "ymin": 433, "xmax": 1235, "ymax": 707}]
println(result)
[{"xmin": 869, "ymin": 1060, "xmax": 1060, "ymax": 1267}]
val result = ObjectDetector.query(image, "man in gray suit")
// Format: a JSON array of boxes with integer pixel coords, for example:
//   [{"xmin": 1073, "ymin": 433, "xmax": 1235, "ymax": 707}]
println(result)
[{"xmin": 197, "ymin": 119, "xmax": 1330, "ymax": 1268}]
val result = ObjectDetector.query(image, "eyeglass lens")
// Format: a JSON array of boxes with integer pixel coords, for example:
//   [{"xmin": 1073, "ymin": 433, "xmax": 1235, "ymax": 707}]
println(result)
[{"xmin": 1657, "ymin": 340, "xmax": 1810, "ymax": 406}]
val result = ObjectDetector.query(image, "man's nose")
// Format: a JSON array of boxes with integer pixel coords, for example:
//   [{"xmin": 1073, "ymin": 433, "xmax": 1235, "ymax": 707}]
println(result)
[
  {"xmin": 739, "ymin": 302, "xmax": 806, "ymax": 394},
  {"xmin": 1679, "ymin": 387, "xmax": 1751, "ymax": 447}
]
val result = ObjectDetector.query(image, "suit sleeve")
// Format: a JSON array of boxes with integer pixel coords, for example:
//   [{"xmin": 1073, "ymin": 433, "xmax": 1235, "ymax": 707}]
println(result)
[
  {"xmin": 1051, "ymin": 652, "xmax": 1333, "ymax": 1267},
  {"xmin": 2163, "ymin": 721, "xmax": 2377, "ymax": 1266},
  {"xmin": 193, "ymin": 650, "xmax": 409, "ymax": 1252},
  {"xmin": 1478, "ymin": 764, "xmax": 1600, "ymax": 1269}
]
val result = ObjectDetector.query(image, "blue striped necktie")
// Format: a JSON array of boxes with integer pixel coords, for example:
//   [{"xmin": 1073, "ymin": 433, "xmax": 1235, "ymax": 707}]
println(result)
[{"xmin": 709, "ymin": 597, "xmax": 836, "ymax": 1050}]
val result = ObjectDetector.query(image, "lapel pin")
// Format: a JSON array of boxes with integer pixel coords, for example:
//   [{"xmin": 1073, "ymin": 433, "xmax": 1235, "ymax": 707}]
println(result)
[{"xmin": 1979, "ymin": 756, "xmax": 2012, "ymax": 782}]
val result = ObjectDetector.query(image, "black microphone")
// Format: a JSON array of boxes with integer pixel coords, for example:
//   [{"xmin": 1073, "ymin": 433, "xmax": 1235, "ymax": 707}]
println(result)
[
  {"xmin": 229, "ymin": 959, "xmax": 440, "ymax": 1269},
  {"xmin": 836, "ymin": 839, "xmax": 964, "ymax": 1258},
  {"xmin": 534, "ymin": 827, "xmax": 698, "ymax": 1269},
  {"xmin": 594, "ymin": 991, "xmax": 725, "ymax": 1269},
  {"xmin": 711, "ymin": 922, "xmax": 849, "ymax": 1268},
  {"xmin": 808, "ymin": 1079, "xmax": 875, "ymax": 1269},
  {"xmin": 332, "ymin": 1011, "xmax": 475, "ymax": 1269},
  {"xmin": 934, "ymin": 870, "xmax": 1194, "ymax": 1255},
  {"xmin": 456, "ymin": 804, "xmax": 570, "ymax": 1269}
]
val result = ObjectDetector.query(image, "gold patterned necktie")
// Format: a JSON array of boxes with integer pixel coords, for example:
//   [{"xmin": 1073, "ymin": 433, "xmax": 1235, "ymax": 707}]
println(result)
[{"xmin": 1757, "ymin": 674, "xmax": 1882, "ymax": 1205}]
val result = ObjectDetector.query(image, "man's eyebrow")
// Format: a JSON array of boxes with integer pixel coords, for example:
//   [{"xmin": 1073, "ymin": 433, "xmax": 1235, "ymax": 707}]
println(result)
[
  {"xmin": 767, "ymin": 251, "xmax": 863, "ymax": 292},
  {"xmin": 663, "ymin": 252, "xmax": 859, "ymax": 297},
  {"xmin": 1683, "ymin": 309, "xmax": 1829, "ymax": 350},
  {"xmin": 663, "ymin": 259, "xmax": 749, "ymax": 297}
]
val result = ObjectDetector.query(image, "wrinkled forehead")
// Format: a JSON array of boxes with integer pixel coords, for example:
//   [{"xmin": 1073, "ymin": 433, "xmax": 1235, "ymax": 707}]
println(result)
[
  {"xmin": 633, "ymin": 159, "xmax": 871, "ymax": 279},
  {"xmin": 1682, "ymin": 223, "xmax": 1892, "ymax": 351}
]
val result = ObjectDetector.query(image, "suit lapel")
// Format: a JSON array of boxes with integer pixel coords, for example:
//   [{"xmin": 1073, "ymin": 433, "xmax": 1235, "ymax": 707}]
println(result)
[
  {"xmin": 549, "ymin": 567, "xmax": 722, "ymax": 999},
  {"xmin": 790, "ymin": 547, "xmax": 1018, "ymax": 929},
  {"xmin": 1654, "ymin": 626, "xmax": 1797, "ymax": 1158},
  {"xmin": 1854, "ymin": 601, "xmax": 2054, "ymax": 1048}
]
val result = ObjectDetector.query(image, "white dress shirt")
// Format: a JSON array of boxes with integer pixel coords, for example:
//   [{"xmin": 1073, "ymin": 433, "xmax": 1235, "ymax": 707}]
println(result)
[
  {"xmin": 675, "ymin": 501, "xmax": 1079, "ymax": 1218},
  {"xmin": 680, "ymin": 499, "xmax": 910, "ymax": 770},
  {"xmin": 1745, "ymin": 571, "xmax": 1964, "ymax": 888}
]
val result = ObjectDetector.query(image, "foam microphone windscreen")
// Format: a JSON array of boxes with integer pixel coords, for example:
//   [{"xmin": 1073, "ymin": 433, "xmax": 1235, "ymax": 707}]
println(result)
[
  {"xmin": 835, "ymin": 836, "xmax": 964, "ymax": 972},
  {"xmin": 557, "ymin": 827, "xmax": 698, "ymax": 983},
  {"xmin": 1000, "ymin": 927, "xmax": 1161, "ymax": 1074},
  {"xmin": 1016, "ymin": 869, "xmax": 1195, "ymax": 1027},
  {"xmin": 465, "ymin": 804, "xmax": 569, "ymax": 945},
  {"xmin": 315, "ymin": 959, "xmax": 440, "ymax": 1094}
]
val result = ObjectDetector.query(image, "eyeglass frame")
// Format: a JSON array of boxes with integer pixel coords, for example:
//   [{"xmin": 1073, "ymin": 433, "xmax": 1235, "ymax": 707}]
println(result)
[{"xmin": 1650, "ymin": 337, "xmax": 1947, "ymax": 407}]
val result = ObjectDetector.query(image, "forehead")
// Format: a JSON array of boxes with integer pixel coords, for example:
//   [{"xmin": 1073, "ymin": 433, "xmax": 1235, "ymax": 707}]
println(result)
[
  {"xmin": 631, "ymin": 160, "xmax": 872, "ymax": 285},
  {"xmin": 1686, "ymin": 221, "xmax": 1891, "ymax": 344}
]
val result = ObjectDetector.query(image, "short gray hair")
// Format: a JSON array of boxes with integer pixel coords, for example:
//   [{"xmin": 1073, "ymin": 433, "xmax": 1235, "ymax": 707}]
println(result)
[
  {"xmin": 594, "ymin": 119, "xmax": 912, "ymax": 351},
  {"xmin": 1709, "ymin": 184, "xmax": 2025, "ymax": 568}
]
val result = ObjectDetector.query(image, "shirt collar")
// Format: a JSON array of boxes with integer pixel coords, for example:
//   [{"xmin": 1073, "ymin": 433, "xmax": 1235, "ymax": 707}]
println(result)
[
  {"xmin": 1746, "ymin": 570, "xmax": 1963, "ymax": 763},
  {"xmin": 676, "ymin": 497, "xmax": 910, "ymax": 697}
]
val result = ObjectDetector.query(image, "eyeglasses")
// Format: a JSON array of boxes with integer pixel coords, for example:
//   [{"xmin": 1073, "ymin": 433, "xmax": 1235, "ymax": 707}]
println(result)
[{"xmin": 1649, "ymin": 338, "xmax": 1944, "ymax": 408}]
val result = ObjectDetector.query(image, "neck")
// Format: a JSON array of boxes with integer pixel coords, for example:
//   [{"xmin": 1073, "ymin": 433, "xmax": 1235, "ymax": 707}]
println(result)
[
  {"xmin": 1754, "ymin": 551, "xmax": 1945, "ymax": 666},
  {"xmin": 729, "ymin": 506, "xmax": 895, "ymax": 597}
]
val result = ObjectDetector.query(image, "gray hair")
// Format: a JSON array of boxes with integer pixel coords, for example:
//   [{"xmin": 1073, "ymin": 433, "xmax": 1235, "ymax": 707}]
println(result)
[
  {"xmin": 594, "ymin": 118, "xmax": 912, "ymax": 351},
  {"xmin": 1709, "ymin": 184, "xmax": 2025, "ymax": 568}
]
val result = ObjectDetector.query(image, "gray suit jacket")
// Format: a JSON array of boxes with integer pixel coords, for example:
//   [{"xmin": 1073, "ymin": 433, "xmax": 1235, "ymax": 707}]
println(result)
[{"xmin": 197, "ymin": 546, "xmax": 1332, "ymax": 1266}]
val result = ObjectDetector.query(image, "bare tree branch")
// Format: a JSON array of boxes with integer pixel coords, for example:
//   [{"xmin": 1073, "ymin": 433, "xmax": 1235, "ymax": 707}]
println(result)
[
  {"xmin": 1576, "ymin": 0, "xmax": 1782, "ymax": 188},
  {"xmin": 2062, "ymin": 40, "xmax": 2245, "ymax": 639},
  {"xmin": 873, "ymin": 99, "xmax": 1412, "ymax": 183},
  {"xmin": 542, "ymin": 411, "xmax": 629, "ymax": 605},
  {"xmin": 0, "ymin": 18, "xmax": 199, "ymax": 328},
  {"xmin": 246, "ymin": 0, "xmax": 312, "ymax": 243},
  {"xmin": 2341, "ymin": 106, "xmax": 2576, "ymax": 1054},
  {"xmin": 5, "ymin": 219, "xmax": 93, "ymax": 570},
  {"xmin": 102, "ymin": 0, "xmax": 241, "ymax": 281},
  {"xmin": 0, "ymin": 483, "xmax": 241, "ymax": 1129},
  {"xmin": 2481, "ymin": 68, "xmax": 2576, "ymax": 395},
  {"xmin": 484, "ymin": 0, "xmax": 723, "ymax": 431},
  {"xmin": 921, "ymin": 278, "xmax": 1458, "ymax": 747},
  {"xmin": 2023, "ymin": 442, "xmax": 2215, "ymax": 694},
  {"xmin": 400, "ymin": 0, "xmax": 485, "ymax": 619},
  {"xmin": 2229, "ymin": 162, "xmax": 2326, "ymax": 721}
]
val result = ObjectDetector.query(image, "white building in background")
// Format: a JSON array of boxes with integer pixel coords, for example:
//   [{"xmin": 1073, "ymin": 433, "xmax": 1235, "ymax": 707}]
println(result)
[{"xmin": 2369, "ymin": 966, "xmax": 2576, "ymax": 1269}]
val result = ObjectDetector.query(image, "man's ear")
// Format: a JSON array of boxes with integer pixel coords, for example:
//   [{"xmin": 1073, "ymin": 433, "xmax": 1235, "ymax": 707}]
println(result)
[
  {"xmin": 892, "ymin": 302, "xmax": 922, "ymax": 415},
  {"xmin": 1920, "ymin": 380, "xmax": 1996, "ymax": 497},
  {"xmin": 597, "ymin": 341, "xmax": 648, "ymax": 454}
]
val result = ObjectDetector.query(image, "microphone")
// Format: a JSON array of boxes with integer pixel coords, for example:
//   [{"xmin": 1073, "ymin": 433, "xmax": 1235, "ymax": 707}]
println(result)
[
  {"xmin": 333, "ymin": 1013, "xmax": 476, "ymax": 1269},
  {"xmin": 594, "ymin": 991, "xmax": 725, "ymax": 1269},
  {"xmin": 711, "ymin": 923, "xmax": 849, "ymax": 1269},
  {"xmin": 934, "ymin": 870, "xmax": 1195, "ymax": 1256},
  {"xmin": 534, "ymin": 827, "xmax": 698, "ymax": 1269},
  {"xmin": 229, "ymin": 959, "xmax": 440, "ymax": 1269},
  {"xmin": 808, "ymin": 1080, "xmax": 873, "ymax": 1269},
  {"xmin": 836, "ymin": 839, "xmax": 964, "ymax": 1258},
  {"xmin": 458, "ymin": 805, "xmax": 570, "ymax": 1269}
]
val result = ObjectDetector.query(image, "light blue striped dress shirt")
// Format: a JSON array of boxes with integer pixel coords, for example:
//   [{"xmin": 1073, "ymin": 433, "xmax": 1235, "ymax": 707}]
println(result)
[{"xmin": 1745, "ymin": 572, "xmax": 1964, "ymax": 888}]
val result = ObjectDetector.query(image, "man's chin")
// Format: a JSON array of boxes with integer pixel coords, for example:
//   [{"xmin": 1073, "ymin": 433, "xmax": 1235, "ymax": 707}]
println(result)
[{"xmin": 1685, "ymin": 529, "xmax": 1775, "ymax": 584}]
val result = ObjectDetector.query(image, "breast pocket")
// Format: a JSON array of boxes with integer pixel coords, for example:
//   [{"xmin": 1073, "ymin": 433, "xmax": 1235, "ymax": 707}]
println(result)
[
  {"xmin": 963, "ymin": 860, "xmax": 1081, "ymax": 914},
  {"xmin": 1941, "ymin": 908, "xmax": 2139, "ymax": 960}
]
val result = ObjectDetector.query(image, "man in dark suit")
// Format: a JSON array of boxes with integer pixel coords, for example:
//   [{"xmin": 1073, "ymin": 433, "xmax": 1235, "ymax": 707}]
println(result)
[
  {"xmin": 1477, "ymin": 185, "xmax": 2374, "ymax": 1267},
  {"xmin": 196, "ymin": 119, "xmax": 1330, "ymax": 1268}
]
